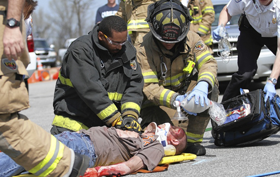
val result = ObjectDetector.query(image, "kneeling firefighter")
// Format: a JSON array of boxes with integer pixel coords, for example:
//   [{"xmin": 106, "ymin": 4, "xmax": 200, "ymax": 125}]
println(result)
[{"xmin": 136, "ymin": 0, "xmax": 219, "ymax": 155}]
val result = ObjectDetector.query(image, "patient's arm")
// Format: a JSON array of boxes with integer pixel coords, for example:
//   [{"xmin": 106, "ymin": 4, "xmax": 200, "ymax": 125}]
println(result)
[{"xmin": 83, "ymin": 156, "xmax": 144, "ymax": 177}]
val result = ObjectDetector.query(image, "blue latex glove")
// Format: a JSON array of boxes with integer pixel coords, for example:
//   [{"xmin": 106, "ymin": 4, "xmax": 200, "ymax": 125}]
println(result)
[
  {"xmin": 264, "ymin": 82, "xmax": 276, "ymax": 102},
  {"xmin": 183, "ymin": 108, "xmax": 197, "ymax": 116},
  {"xmin": 213, "ymin": 25, "xmax": 222, "ymax": 41},
  {"xmin": 175, "ymin": 94, "xmax": 197, "ymax": 116},
  {"xmin": 187, "ymin": 81, "xmax": 209, "ymax": 107},
  {"xmin": 175, "ymin": 94, "xmax": 187, "ymax": 102}
]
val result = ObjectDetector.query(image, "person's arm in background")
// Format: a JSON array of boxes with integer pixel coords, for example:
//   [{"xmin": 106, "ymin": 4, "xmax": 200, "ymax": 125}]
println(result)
[
  {"xmin": 3, "ymin": 0, "xmax": 25, "ymax": 60},
  {"xmin": 95, "ymin": 8, "xmax": 102, "ymax": 24},
  {"xmin": 264, "ymin": 37, "xmax": 280, "ymax": 101},
  {"xmin": 212, "ymin": 5, "xmax": 232, "ymax": 41},
  {"xmin": 83, "ymin": 156, "xmax": 144, "ymax": 177},
  {"xmin": 218, "ymin": 5, "xmax": 232, "ymax": 26},
  {"xmin": 269, "ymin": 38, "xmax": 280, "ymax": 80}
]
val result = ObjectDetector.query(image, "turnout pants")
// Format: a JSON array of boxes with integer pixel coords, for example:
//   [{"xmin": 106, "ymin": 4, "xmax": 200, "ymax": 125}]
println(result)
[
  {"xmin": 222, "ymin": 17, "xmax": 277, "ymax": 102},
  {"xmin": 0, "ymin": 1, "xmax": 74, "ymax": 176},
  {"xmin": 141, "ymin": 80, "xmax": 219, "ymax": 144}
]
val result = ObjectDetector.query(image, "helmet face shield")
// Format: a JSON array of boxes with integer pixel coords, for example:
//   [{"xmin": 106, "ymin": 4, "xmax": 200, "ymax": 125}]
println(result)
[{"xmin": 147, "ymin": 0, "xmax": 192, "ymax": 44}]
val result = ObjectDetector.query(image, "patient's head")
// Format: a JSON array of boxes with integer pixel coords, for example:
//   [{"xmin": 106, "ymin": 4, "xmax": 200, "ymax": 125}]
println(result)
[{"xmin": 145, "ymin": 122, "xmax": 187, "ymax": 155}]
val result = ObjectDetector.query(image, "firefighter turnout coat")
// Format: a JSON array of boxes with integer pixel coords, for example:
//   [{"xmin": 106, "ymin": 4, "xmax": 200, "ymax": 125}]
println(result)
[
  {"xmin": 187, "ymin": 0, "xmax": 215, "ymax": 47},
  {"xmin": 137, "ymin": 30, "xmax": 217, "ymax": 108},
  {"xmin": 136, "ymin": 31, "xmax": 218, "ymax": 143},
  {"xmin": 52, "ymin": 24, "xmax": 144, "ymax": 132},
  {"xmin": 116, "ymin": 0, "xmax": 156, "ymax": 44}
]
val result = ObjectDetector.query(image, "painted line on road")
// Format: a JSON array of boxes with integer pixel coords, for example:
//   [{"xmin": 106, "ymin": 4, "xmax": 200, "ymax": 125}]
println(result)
[
  {"xmin": 192, "ymin": 159, "xmax": 207, "ymax": 165},
  {"xmin": 247, "ymin": 171, "xmax": 280, "ymax": 177}
]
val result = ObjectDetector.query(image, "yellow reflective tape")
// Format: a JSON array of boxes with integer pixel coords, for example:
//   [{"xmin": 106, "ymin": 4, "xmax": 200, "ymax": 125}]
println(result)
[
  {"xmin": 180, "ymin": 14, "xmax": 186, "ymax": 23},
  {"xmin": 97, "ymin": 103, "xmax": 118, "ymax": 120},
  {"xmin": 199, "ymin": 75, "xmax": 214, "ymax": 86},
  {"xmin": 121, "ymin": 102, "xmax": 141, "ymax": 113},
  {"xmin": 186, "ymin": 132, "xmax": 203, "ymax": 143},
  {"xmin": 144, "ymin": 78, "xmax": 159, "ymax": 83},
  {"xmin": 160, "ymin": 89, "xmax": 175, "ymax": 107},
  {"xmin": 173, "ymin": 18, "xmax": 180, "ymax": 26},
  {"xmin": 52, "ymin": 115, "xmax": 89, "ymax": 132},
  {"xmin": 39, "ymin": 141, "xmax": 64, "ymax": 177},
  {"xmin": 203, "ymin": 9, "xmax": 215, "ymax": 14},
  {"xmin": 143, "ymin": 71, "xmax": 159, "ymax": 83},
  {"xmin": 127, "ymin": 19, "xmax": 149, "ymax": 29},
  {"xmin": 29, "ymin": 136, "xmax": 64, "ymax": 176},
  {"xmin": 202, "ymin": 6, "xmax": 214, "ymax": 14},
  {"xmin": 59, "ymin": 72, "xmax": 73, "ymax": 87},
  {"xmin": 108, "ymin": 92, "xmax": 123, "ymax": 101},
  {"xmin": 196, "ymin": 51, "xmax": 212, "ymax": 70},
  {"xmin": 198, "ymin": 71, "xmax": 215, "ymax": 85},
  {"xmin": 142, "ymin": 71, "xmax": 157, "ymax": 77},
  {"xmin": 162, "ymin": 17, "xmax": 170, "ymax": 25},
  {"xmin": 198, "ymin": 24, "xmax": 209, "ymax": 34},
  {"xmin": 163, "ymin": 73, "xmax": 184, "ymax": 87},
  {"xmin": 156, "ymin": 12, "xmax": 163, "ymax": 21},
  {"xmin": 203, "ymin": 36, "xmax": 213, "ymax": 46}
]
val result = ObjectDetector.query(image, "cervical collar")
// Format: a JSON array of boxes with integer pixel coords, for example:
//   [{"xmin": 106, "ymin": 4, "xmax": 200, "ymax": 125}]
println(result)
[{"xmin": 150, "ymin": 122, "xmax": 176, "ymax": 156}]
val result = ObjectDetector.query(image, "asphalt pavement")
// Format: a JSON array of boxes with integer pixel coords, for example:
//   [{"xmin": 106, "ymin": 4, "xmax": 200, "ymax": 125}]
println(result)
[{"xmin": 21, "ymin": 80, "xmax": 280, "ymax": 177}]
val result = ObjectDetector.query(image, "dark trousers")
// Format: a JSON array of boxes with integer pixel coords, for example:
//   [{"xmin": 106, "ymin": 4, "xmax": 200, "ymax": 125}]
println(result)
[{"xmin": 222, "ymin": 22, "xmax": 277, "ymax": 102}]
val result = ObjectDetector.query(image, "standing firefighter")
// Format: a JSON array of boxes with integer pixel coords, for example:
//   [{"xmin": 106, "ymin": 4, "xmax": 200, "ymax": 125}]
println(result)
[
  {"xmin": 136, "ymin": 0, "xmax": 219, "ymax": 155},
  {"xmin": 0, "ymin": 0, "xmax": 89, "ymax": 176},
  {"xmin": 116, "ymin": 0, "xmax": 156, "ymax": 45},
  {"xmin": 182, "ymin": 0, "xmax": 215, "ymax": 51}
]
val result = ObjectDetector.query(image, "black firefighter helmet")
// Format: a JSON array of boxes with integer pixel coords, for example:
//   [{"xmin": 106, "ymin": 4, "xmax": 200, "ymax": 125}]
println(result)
[{"xmin": 146, "ymin": 0, "xmax": 192, "ymax": 43}]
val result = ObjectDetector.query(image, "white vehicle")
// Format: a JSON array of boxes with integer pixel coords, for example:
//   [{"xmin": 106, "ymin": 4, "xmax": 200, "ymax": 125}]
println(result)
[
  {"xmin": 212, "ymin": 0, "xmax": 275, "ymax": 82},
  {"xmin": 58, "ymin": 38, "xmax": 76, "ymax": 62},
  {"xmin": 34, "ymin": 38, "xmax": 58, "ymax": 67}
]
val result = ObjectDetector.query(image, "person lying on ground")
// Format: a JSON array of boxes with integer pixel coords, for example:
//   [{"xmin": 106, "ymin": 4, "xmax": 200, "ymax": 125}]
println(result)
[{"xmin": 0, "ymin": 122, "xmax": 187, "ymax": 177}]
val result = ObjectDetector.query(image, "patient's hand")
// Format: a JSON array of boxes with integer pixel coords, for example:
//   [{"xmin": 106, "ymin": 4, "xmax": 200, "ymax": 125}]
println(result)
[{"xmin": 82, "ymin": 168, "xmax": 98, "ymax": 177}]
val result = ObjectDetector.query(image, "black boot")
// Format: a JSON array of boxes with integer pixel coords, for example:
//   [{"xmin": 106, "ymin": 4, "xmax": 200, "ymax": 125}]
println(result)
[
  {"xmin": 185, "ymin": 143, "xmax": 206, "ymax": 156},
  {"xmin": 69, "ymin": 153, "xmax": 90, "ymax": 177}
]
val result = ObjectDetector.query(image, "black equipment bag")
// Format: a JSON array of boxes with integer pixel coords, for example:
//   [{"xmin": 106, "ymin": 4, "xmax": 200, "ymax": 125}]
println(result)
[{"xmin": 211, "ymin": 89, "xmax": 280, "ymax": 147}]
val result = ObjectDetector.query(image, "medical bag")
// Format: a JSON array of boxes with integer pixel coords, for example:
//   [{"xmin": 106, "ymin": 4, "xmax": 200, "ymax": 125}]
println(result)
[{"xmin": 211, "ymin": 89, "xmax": 280, "ymax": 147}]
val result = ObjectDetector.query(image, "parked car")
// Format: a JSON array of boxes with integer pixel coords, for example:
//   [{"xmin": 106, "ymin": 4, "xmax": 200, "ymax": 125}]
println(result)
[
  {"xmin": 58, "ymin": 38, "xmax": 76, "ymax": 62},
  {"xmin": 34, "ymin": 38, "xmax": 58, "ymax": 67},
  {"xmin": 212, "ymin": 0, "xmax": 275, "ymax": 82}
]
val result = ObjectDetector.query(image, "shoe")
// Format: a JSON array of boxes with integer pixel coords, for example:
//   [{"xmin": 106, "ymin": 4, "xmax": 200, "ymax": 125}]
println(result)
[
  {"xmin": 184, "ymin": 143, "xmax": 206, "ymax": 156},
  {"xmin": 69, "ymin": 153, "xmax": 90, "ymax": 177}
]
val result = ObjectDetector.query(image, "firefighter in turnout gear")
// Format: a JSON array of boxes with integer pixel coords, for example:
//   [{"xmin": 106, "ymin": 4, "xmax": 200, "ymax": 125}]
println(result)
[
  {"xmin": 0, "ymin": 0, "xmax": 89, "ymax": 176},
  {"xmin": 116, "ymin": 0, "xmax": 156, "ymax": 45},
  {"xmin": 182, "ymin": 0, "xmax": 215, "ymax": 52},
  {"xmin": 135, "ymin": 0, "xmax": 219, "ymax": 155},
  {"xmin": 51, "ymin": 16, "xmax": 144, "ymax": 135}
]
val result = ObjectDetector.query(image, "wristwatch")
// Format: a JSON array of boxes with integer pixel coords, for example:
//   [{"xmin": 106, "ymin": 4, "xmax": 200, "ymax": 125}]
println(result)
[
  {"xmin": 268, "ymin": 77, "xmax": 277, "ymax": 85},
  {"xmin": 6, "ymin": 18, "xmax": 20, "ymax": 28}
]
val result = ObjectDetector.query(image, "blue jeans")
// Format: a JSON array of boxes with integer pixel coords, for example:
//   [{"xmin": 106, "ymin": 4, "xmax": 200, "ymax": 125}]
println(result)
[{"xmin": 0, "ymin": 131, "xmax": 97, "ymax": 177}]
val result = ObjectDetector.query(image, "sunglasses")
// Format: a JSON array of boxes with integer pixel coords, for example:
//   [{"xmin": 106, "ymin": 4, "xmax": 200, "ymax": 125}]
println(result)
[{"xmin": 103, "ymin": 34, "xmax": 127, "ymax": 46}]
